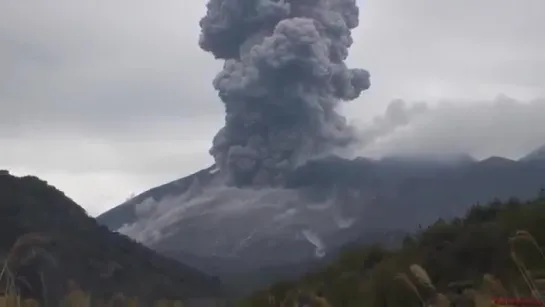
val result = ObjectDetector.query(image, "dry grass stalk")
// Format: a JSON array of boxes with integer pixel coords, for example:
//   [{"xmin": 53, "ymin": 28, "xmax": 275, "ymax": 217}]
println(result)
[
  {"xmin": 61, "ymin": 289, "xmax": 90, "ymax": 307},
  {"xmin": 0, "ymin": 233, "xmax": 51, "ymax": 298},
  {"xmin": 510, "ymin": 243, "xmax": 545, "ymax": 304},
  {"xmin": 509, "ymin": 230, "xmax": 545, "ymax": 301},
  {"xmin": 509, "ymin": 231, "xmax": 545, "ymax": 261},
  {"xmin": 409, "ymin": 264, "xmax": 436, "ymax": 291},
  {"xmin": 6, "ymin": 234, "xmax": 51, "ymax": 267},
  {"xmin": 509, "ymin": 231, "xmax": 545, "ymax": 302},
  {"xmin": 394, "ymin": 273, "xmax": 425, "ymax": 305},
  {"xmin": 509, "ymin": 284, "xmax": 521, "ymax": 298},
  {"xmin": 433, "ymin": 293, "xmax": 451, "ymax": 307},
  {"xmin": 278, "ymin": 289, "xmax": 294, "ymax": 307},
  {"xmin": 310, "ymin": 294, "xmax": 332, "ymax": 307},
  {"xmin": 472, "ymin": 291, "xmax": 494, "ymax": 307},
  {"xmin": 482, "ymin": 274, "xmax": 509, "ymax": 296},
  {"xmin": 266, "ymin": 294, "xmax": 275, "ymax": 307},
  {"xmin": 510, "ymin": 251, "xmax": 538, "ymax": 295}
]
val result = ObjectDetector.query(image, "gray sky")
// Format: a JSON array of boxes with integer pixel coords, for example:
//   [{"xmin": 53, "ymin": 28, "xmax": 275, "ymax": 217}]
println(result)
[{"xmin": 1, "ymin": 0, "xmax": 544, "ymax": 216}]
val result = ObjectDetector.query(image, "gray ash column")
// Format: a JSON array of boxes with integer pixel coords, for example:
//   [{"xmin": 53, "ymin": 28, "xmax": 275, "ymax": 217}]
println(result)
[{"xmin": 199, "ymin": 0, "xmax": 371, "ymax": 187}]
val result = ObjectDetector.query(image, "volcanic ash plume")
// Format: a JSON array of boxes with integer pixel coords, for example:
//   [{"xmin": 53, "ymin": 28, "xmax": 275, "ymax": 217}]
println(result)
[{"xmin": 199, "ymin": 0, "xmax": 371, "ymax": 186}]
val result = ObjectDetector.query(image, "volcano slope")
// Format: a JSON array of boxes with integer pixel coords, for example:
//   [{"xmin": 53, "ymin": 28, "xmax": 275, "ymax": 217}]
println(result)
[{"xmin": 98, "ymin": 151, "xmax": 545, "ymax": 293}]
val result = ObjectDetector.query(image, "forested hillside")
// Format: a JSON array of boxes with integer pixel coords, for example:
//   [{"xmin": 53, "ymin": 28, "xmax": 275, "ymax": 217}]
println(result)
[
  {"xmin": 243, "ymin": 191, "xmax": 545, "ymax": 307},
  {"xmin": 0, "ymin": 170, "xmax": 222, "ymax": 305}
]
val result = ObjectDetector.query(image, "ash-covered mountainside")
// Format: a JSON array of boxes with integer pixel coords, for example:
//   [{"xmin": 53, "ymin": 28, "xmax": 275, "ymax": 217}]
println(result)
[
  {"xmin": 0, "ymin": 171, "xmax": 221, "ymax": 303},
  {"xmin": 98, "ymin": 149, "xmax": 545, "ymax": 292}
]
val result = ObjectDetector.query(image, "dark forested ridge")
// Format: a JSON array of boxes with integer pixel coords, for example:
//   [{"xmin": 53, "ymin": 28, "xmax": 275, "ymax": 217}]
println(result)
[
  {"xmin": 0, "ymin": 170, "xmax": 222, "ymax": 303},
  {"xmin": 242, "ymin": 193, "xmax": 545, "ymax": 307}
]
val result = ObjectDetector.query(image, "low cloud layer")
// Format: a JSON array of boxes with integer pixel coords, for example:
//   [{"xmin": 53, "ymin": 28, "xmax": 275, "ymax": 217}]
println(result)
[{"xmin": 357, "ymin": 96, "xmax": 545, "ymax": 160}]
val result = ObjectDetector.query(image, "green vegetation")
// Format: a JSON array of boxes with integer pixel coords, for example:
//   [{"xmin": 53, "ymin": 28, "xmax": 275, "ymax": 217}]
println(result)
[
  {"xmin": 0, "ymin": 171, "xmax": 221, "ymax": 306},
  {"xmin": 241, "ymin": 194, "xmax": 545, "ymax": 307}
]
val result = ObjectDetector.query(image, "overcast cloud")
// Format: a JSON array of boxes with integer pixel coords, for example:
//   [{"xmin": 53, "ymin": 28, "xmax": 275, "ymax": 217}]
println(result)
[
  {"xmin": 357, "ymin": 96, "xmax": 545, "ymax": 160},
  {"xmin": 1, "ymin": 0, "xmax": 544, "ymax": 215}
]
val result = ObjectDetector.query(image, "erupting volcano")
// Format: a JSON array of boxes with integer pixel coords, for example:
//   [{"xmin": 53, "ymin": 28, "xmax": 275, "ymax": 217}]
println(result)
[
  {"xmin": 199, "ymin": 0, "xmax": 371, "ymax": 186},
  {"xmin": 97, "ymin": 0, "xmax": 545, "ymax": 295}
]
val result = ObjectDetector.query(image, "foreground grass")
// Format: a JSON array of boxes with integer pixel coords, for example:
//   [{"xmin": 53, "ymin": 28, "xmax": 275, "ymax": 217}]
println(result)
[
  {"xmin": 0, "ymin": 233, "xmax": 220, "ymax": 307},
  {"xmin": 241, "ymin": 195, "xmax": 545, "ymax": 307}
]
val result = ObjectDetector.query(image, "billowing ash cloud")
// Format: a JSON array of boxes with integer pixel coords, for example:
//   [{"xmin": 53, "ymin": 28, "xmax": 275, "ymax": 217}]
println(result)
[
  {"xmin": 356, "ymin": 99, "xmax": 429, "ymax": 147},
  {"xmin": 199, "ymin": 0, "xmax": 371, "ymax": 186}
]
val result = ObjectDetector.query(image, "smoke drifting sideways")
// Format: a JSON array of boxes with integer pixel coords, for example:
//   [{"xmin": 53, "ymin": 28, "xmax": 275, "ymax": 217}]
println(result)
[{"xmin": 199, "ymin": 0, "xmax": 371, "ymax": 187}]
